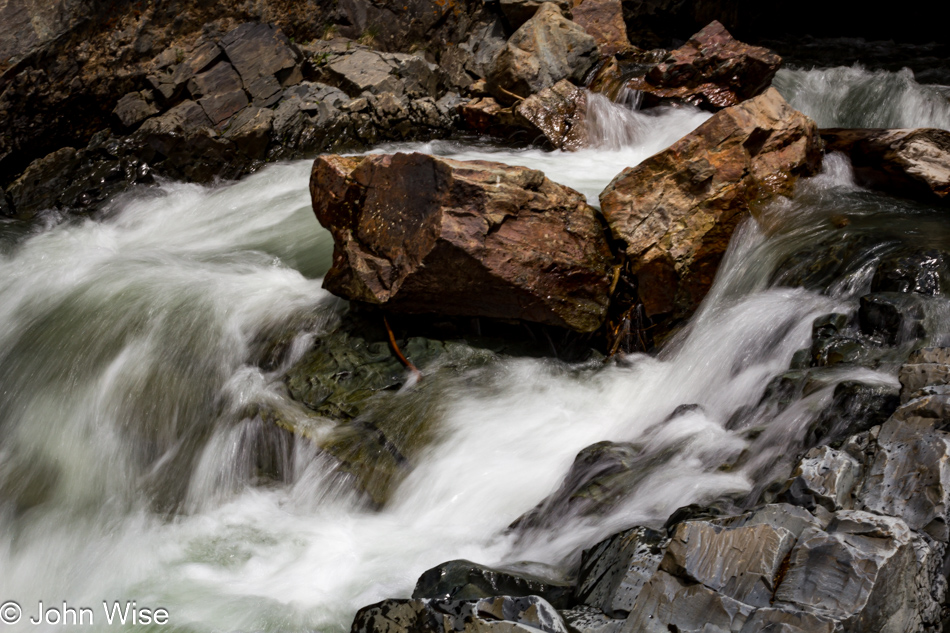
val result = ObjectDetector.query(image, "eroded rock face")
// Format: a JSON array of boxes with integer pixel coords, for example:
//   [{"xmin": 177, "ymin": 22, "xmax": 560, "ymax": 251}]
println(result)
[
  {"xmin": 599, "ymin": 88, "xmax": 821, "ymax": 323},
  {"xmin": 311, "ymin": 152, "xmax": 614, "ymax": 332},
  {"xmin": 487, "ymin": 3, "xmax": 598, "ymax": 103},
  {"xmin": 625, "ymin": 20, "xmax": 781, "ymax": 110},
  {"xmin": 821, "ymin": 128, "xmax": 950, "ymax": 205}
]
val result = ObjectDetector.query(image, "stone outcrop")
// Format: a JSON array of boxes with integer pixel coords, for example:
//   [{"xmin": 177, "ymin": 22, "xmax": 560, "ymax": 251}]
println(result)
[
  {"xmin": 821, "ymin": 128, "xmax": 950, "ymax": 205},
  {"xmin": 1, "ymin": 0, "xmax": 500, "ymax": 218},
  {"xmin": 599, "ymin": 88, "xmax": 822, "ymax": 323},
  {"xmin": 2, "ymin": 32, "xmax": 462, "ymax": 220},
  {"xmin": 310, "ymin": 152, "xmax": 614, "ymax": 332},
  {"xmin": 487, "ymin": 3, "xmax": 598, "ymax": 104},
  {"xmin": 626, "ymin": 20, "xmax": 782, "ymax": 110}
]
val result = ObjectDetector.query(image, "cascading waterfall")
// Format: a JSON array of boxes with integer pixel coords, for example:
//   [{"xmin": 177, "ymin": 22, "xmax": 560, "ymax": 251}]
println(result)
[
  {"xmin": 0, "ymin": 67, "xmax": 946, "ymax": 632},
  {"xmin": 773, "ymin": 65, "xmax": 950, "ymax": 129}
]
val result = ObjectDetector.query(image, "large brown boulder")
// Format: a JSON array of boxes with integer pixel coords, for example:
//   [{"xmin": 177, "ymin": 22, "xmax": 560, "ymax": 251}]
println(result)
[
  {"xmin": 599, "ymin": 87, "xmax": 821, "ymax": 322},
  {"xmin": 821, "ymin": 128, "xmax": 950, "ymax": 205},
  {"xmin": 311, "ymin": 152, "xmax": 614, "ymax": 332},
  {"xmin": 487, "ymin": 3, "xmax": 598, "ymax": 104},
  {"xmin": 626, "ymin": 20, "xmax": 781, "ymax": 111}
]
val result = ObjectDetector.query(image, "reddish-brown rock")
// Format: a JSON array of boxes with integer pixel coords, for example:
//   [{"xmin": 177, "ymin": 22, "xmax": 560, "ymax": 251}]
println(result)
[
  {"xmin": 821, "ymin": 128, "xmax": 950, "ymax": 205},
  {"xmin": 571, "ymin": 0, "xmax": 629, "ymax": 57},
  {"xmin": 458, "ymin": 81, "xmax": 588, "ymax": 150},
  {"xmin": 514, "ymin": 79, "xmax": 589, "ymax": 150},
  {"xmin": 599, "ymin": 88, "xmax": 821, "ymax": 321},
  {"xmin": 311, "ymin": 152, "xmax": 614, "ymax": 332},
  {"xmin": 626, "ymin": 20, "xmax": 781, "ymax": 111}
]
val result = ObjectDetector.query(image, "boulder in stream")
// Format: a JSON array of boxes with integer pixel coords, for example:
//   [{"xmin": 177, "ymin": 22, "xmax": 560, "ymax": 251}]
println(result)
[
  {"xmin": 310, "ymin": 152, "xmax": 614, "ymax": 332},
  {"xmin": 821, "ymin": 128, "xmax": 950, "ymax": 205},
  {"xmin": 625, "ymin": 20, "xmax": 782, "ymax": 111},
  {"xmin": 599, "ymin": 87, "xmax": 822, "ymax": 325}
]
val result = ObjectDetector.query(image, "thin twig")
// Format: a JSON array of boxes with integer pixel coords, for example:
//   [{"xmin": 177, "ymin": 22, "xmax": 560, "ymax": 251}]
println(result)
[
  {"xmin": 384, "ymin": 315, "xmax": 422, "ymax": 379},
  {"xmin": 498, "ymin": 86, "xmax": 525, "ymax": 102}
]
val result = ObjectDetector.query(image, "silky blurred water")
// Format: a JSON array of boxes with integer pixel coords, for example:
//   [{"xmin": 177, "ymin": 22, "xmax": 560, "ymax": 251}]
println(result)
[{"xmin": 0, "ymin": 67, "xmax": 945, "ymax": 632}]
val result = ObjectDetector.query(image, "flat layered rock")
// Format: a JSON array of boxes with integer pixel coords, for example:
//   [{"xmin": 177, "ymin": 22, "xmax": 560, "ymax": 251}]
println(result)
[
  {"xmin": 599, "ymin": 88, "xmax": 821, "ymax": 322},
  {"xmin": 625, "ymin": 21, "xmax": 781, "ymax": 110},
  {"xmin": 822, "ymin": 127, "xmax": 950, "ymax": 205},
  {"xmin": 311, "ymin": 153, "xmax": 613, "ymax": 332}
]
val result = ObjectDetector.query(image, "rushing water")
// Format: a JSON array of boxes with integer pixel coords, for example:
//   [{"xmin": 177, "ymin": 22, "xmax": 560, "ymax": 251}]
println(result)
[{"xmin": 0, "ymin": 67, "xmax": 947, "ymax": 632}]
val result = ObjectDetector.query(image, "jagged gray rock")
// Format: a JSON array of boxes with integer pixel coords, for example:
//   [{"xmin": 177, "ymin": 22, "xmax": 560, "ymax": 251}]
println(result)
[
  {"xmin": 784, "ymin": 446, "xmax": 860, "ymax": 512},
  {"xmin": 857, "ymin": 395, "xmax": 950, "ymax": 541},
  {"xmin": 574, "ymin": 527, "xmax": 668, "ymax": 617},
  {"xmin": 487, "ymin": 3, "xmax": 597, "ymax": 103}
]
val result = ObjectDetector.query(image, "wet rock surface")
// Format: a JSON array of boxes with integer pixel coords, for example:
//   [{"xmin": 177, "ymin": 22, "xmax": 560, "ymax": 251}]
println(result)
[
  {"xmin": 599, "ymin": 88, "xmax": 822, "ymax": 329},
  {"xmin": 822, "ymin": 128, "xmax": 950, "ymax": 205},
  {"xmin": 413, "ymin": 560, "xmax": 573, "ymax": 608},
  {"xmin": 310, "ymin": 152, "xmax": 614, "ymax": 332},
  {"xmin": 352, "ymin": 596, "xmax": 569, "ymax": 633},
  {"xmin": 276, "ymin": 306, "xmax": 599, "ymax": 508},
  {"xmin": 626, "ymin": 20, "xmax": 782, "ymax": 110}
]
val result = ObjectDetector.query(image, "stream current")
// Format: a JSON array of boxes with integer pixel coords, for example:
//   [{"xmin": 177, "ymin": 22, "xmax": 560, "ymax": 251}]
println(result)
[{"xmin": 1, "ymin": 66, "xmax": 949, "ymax": 632}]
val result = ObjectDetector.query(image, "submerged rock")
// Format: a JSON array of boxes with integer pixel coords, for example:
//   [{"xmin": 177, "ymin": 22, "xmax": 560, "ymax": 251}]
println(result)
[
  {"xmin": 599, "ymin": 88, "xmax": 821, "ymax": 326},
  {"xmin": 487, "ymin": 3, "xmax": 598, "ymax": 103},
  {"xmin": 310, "ymin": 152, "xmax": 614, "ymax": 332},
  {"xmin": 625, "ymin": 21, "xmax": 782, "ymax": 110},
  {"xmin": 821, "ymin": 128, "xmax": 950, "ymax": 205}
]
